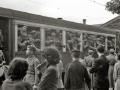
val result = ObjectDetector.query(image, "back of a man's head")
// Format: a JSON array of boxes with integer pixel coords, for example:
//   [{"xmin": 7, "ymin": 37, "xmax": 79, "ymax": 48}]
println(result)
[
  {"xmin": 96, "ymin": 45, "xmax": 105, "ymax": 53},
  {"xmin": 71, "ymin": 49, "xmax": 80, "ymax": 59}
]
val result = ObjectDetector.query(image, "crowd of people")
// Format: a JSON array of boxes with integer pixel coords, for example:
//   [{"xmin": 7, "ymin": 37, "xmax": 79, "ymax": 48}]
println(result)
[{"xmin": 0, "ymin": 44, "xmax": 120, "ymax": 90}]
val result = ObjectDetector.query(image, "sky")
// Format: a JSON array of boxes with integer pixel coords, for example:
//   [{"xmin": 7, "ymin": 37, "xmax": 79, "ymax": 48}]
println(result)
[{"xmin": 0, "ymin": 0, "xmax": 119, "ymax": 25}]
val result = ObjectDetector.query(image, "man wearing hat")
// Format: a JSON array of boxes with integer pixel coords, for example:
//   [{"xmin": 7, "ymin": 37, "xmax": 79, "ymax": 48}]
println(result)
[
  {"xmin": 90, "ymin": 45, "xmax": 109, "ymax": 90},
  {"xmin": 64, "ymin": 49, "xmax": 91, "ymax": 90},
  {"xmin": 106, "ymin": 48, "xmax": 117, "ymax": 90}
]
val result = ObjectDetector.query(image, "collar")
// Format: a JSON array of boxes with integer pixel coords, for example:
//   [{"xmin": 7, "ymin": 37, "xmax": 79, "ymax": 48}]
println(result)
[
  {"xmin": 72, "ymin": 58, "xmax": 79, "ymax": 61},
  {"xmin": 27, "ymin": 55, "xmax": 35, "ymax": 60},
  {"xmin": 98, "ymin": 53, "xmax": 104, "ymax": 57}
]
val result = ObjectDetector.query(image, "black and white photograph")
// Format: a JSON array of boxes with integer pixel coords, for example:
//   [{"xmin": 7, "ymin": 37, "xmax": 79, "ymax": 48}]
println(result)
[{"xmin": 0, "ymin": 0, "xmax": 120, "ymax": 90}]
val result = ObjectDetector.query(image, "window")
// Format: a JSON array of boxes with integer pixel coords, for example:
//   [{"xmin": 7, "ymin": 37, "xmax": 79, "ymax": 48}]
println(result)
[
  {"xmin": 83, "ymin": 34, "xmax": 105, "ymax": 51},
  {"xmin": 66, "ymin": 31, "xmax": 81, "ymax": 51},
  {"xmin": 107, "ymin": 37, "xmax": 115, "ymax": 50},
  {"xmin": 45, "ymin": 29, "xmax": 63, "ymax": 51},
  {"xmin": 17, "ymin": 25, "xmax": 40, "ymax": 51}
]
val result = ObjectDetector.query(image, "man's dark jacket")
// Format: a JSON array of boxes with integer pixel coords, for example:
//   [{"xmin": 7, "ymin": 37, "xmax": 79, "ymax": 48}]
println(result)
[
  {"xmin": 90, "ymin": 55, "xmax": 109, "ymax": 89},
  {"xmin": 64, "ymin": 60, "xmax": 91, "ymax": 89}
]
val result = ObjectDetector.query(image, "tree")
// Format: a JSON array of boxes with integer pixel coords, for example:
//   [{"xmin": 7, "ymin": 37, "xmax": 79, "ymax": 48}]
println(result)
[{"xmin": 106, "ymin": 0, "xmax": 120, "ymax": 14}]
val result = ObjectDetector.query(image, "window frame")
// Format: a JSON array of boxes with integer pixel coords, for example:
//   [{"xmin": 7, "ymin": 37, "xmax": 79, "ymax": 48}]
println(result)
[{"xmin": 15, "ymin": 20, "xmax": 116, "ymax": 52}]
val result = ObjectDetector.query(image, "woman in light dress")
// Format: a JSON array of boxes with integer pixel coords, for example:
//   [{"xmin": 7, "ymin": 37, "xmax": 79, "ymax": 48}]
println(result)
[{"xmin": 113, "ymin": 53, "xmax": 120, "ymax": 90}]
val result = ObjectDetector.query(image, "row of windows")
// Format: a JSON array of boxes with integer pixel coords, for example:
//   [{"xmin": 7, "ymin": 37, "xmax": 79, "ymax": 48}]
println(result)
[{"xmin": 17, "ymin": 25, "xmax": 115, "ymax": 52}]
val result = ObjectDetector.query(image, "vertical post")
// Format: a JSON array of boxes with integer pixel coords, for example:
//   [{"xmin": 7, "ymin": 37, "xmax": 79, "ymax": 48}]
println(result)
[
  {"xmin": 80, "ymin": 33, "xmax": 83, "ymax": 52},
  {"xmin": 11, "ymin": 20, "xmax": 15, "ymax": 59},
  {"xmin": 94, "ymin": 43, "xmax": 96, "ymax": 48},
  {"xmin": 8, "ymin": 19, "xmax": 12, "ymax": 62},
  {"xmin": 15, "ymin": 24, "xmax": 18, "ymax": 52},
  {"xmin": 62, "ymin": 30, "xmax": 66, "ymax": 52},
  {"xmin": 105, "ymin": 37, "xmax": 108, "ymax": 51},
  {"xmin": 40, "ymin": 27, "xmax": 45, "ymax": 51},
  {"xmin": 115, "ymin": 37, "xmax": 116, "ymax": 52}
]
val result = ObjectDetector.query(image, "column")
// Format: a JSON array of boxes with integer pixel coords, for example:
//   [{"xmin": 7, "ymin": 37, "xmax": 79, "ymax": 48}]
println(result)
[
  {"xmin": 80, "ymin": 33, "xmax": 83, "ymax": 52},
  {"xmin": 40, "ymin": 28, "xmax": 45, "ymax": 51},
  {"xmin": 94, "ymin": 43, "xmax": 96, "ymax": 48},
  {"xmin": 105, "ymin": 37, "xmax": 108, "ymax": 51},
  {"xmin": 115, "ymin": 37, "xmax": 116, "ymax": 52},
  {"xmin": 15, "ymin": 24, "xmax": 18, "ymax": 52},
  {"xmin": 62, "ymin": 30, "xmax": 66, "ymax": 52}
]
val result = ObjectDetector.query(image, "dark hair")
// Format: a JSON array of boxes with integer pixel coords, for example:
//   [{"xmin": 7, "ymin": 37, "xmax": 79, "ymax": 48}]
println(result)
[
  {"xmin": 96, "ymin": 45, "xmax": 105, "ymax": 53},
  {"xmin": 71, "ymin": 52, "xmax": 80, "ymax": 58},
  {"xmin": 8, "ymin": 57, "xmax": 28, "ymax": 81},
  {"xmin": 42, "ymin": 46, "xmax": 60, "ymax": 65},
  {"xmin": 27, "ymin": 45, "xmax": 36, "ymax": 53}
]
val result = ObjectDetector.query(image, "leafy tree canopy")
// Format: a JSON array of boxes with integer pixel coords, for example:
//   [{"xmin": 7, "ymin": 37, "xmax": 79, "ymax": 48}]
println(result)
[{"xmin": 106, "ymin": 0, "xmax": 120, "ymax": 14}]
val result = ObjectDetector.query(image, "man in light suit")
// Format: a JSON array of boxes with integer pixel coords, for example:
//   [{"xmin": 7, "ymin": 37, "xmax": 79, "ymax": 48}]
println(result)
[{"xmin": 90, "ymin": 45, "xmax": 109, "ymax": 90}]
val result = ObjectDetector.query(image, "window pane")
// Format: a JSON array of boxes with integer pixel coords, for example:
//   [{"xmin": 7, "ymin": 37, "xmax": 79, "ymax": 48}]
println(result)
[
  {"xmin": 108, "ymin": 37, "xmax": 115, "ymax": 50},
  {"xmin": 18, "ymin": 25, "xmax": 40, "ymax": 51},
  {"xmin": 96, "ymin": 35, "xmax": 106, "ymax": 47},
  {"xmin": 66, "ymin": 31, "xmax": 80, "ymax": 51},
  {"xmin": 45, "ymin": 29, "xmax": 62, "ymax": 51},
  {"xmin": 83, "ymin": 33, "xmax": 97, "ymax": 51}
]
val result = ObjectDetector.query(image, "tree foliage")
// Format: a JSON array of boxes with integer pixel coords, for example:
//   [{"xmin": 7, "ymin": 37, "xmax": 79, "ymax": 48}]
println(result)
[{"xmin": 106, "ymin": 0, "xmax": 120, "ymax": 14}]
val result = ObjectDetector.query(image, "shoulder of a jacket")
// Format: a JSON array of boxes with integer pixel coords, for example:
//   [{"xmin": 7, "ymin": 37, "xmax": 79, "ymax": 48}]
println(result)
[
  {"xmin": 34, "ymin": 57, "xmax": 39, "ymax": 62},
  {"xmin": 95, "ymin": 58, "xmax": 99, "ymax": 61},
  {"xmin": 2, "ymin": 79, "xmax": 9, "ymax": 84},
  {"xmin": 115, "ymin": 62, "xmax": 119, "ymax": 66},
  {"xmin": 66, "ymin": 62, "xmax": 73, "ymax": 67},
  {"xmin": 21, "ymin": 81, "xmax": 32, "ymax": 87},
  {"xmin": 48, "ymin": 65, "xmax": 57, "ymax": 70}
]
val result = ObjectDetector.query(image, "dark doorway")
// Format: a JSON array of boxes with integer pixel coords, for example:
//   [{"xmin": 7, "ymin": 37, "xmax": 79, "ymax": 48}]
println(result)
[{"xmin": 0, "ymin": 17, "xmax": 10, "ymax": 65}]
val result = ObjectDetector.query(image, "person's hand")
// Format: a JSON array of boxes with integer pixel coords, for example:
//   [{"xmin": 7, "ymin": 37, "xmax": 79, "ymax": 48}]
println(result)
[
  {"xmin": 33, "ymin": 85, "xmax": 38, "ymax": 90},
  {"xmin": 109, "ymin": 88, "xmax": 113, "ymax": 90},
  {"xmin": 2, "ymin": 61, "xmax": 6, "ymax": 65}
]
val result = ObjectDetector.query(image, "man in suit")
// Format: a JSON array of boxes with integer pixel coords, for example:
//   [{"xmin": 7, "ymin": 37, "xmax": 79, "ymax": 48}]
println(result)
[
  {"xmin": 64, "ymin": 49, "xmax": 91, "ymax": 90},
  {"xmin": 90, "ymin": 45, "xmax": 109, "ymax": 90}
]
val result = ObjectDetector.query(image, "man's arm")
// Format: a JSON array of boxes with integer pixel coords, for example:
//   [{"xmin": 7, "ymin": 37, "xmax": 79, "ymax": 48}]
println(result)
[
  {"xmin": 64, "ymin": 64, "xmax": 70, "ymax": 89},
  {"xmin": 113, "ymin": 63, "xmax": 117, "ymax": 82},
  {"xmin": 108, "ymin": 59, "xmax": 116, "ymax": 88},
  {"xmin": 34, "ymin": 59, "xmax": 39, "ymax": 85},
  {"xmin": 89, "ymin": 59, "xmax": 99, "ymax": 73},
  {"xmin": 108, "ymin": 65, "xmax": 114, "ymax": 88},
  {"xmin": 38, "ymin": 68, "xmax": 57, "ymax": 90},
  {"xmin": 84, "ymin": 68, "xmax": 91, "ymax": 90}
]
